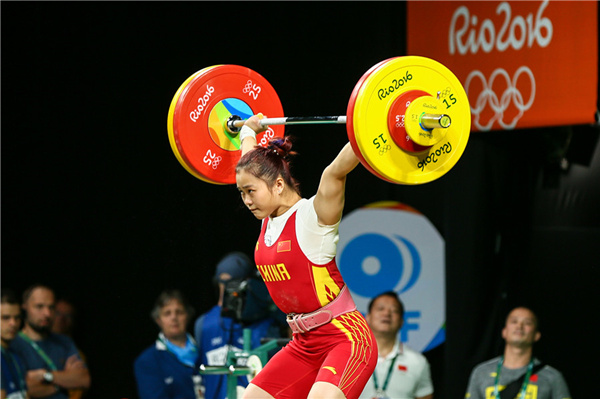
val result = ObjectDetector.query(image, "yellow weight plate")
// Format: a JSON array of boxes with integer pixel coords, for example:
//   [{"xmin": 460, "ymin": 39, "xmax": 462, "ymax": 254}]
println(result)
[
  {"xmin": 346, "ymin": 57, "xmax": 400, "ymax": 183},
  {"xmin": 167, "ymin": 65, "xmax": 221, "ymax": 183},
  {"xmin": 352, "ymin": 56, "xmax": 471, "ymax": 185}
]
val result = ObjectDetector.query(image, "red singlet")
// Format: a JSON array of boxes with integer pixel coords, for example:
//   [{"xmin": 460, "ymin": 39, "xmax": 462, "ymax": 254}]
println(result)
[{"xmin": 252, "ymin": 207, "xmax": 376, "ymax": 398}]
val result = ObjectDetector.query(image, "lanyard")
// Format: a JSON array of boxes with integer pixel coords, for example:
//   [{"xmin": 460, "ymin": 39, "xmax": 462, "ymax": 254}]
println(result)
[
  {"xmin": 492, "ymin": 356, "xmax": 534, "ymax": 399},
  {"xmin": 1, "ymin": 347, "xmax": 27, "ymax": 392},
  {"xmin": 18, "ymin": 331, "xmax": 57, "ymax": 370},
  {"xmin": 157, "ymin": 333, "xmax": 198, "ymax": 368},
  {"xmin": 372, "ymin": 352, "xmax": 399, "ymax": 398}
]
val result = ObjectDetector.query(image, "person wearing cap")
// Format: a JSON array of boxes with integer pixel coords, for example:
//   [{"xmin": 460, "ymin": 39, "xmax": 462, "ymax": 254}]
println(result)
[{"xmin": 193, "ymin": 252, "xmax": 281, "ymax": 399}]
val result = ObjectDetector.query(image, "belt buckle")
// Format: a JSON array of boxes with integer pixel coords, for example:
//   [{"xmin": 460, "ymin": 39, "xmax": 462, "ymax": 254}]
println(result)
[{"xmin": 286, "ymin": 313, "xmax": 305, "ymax": 334}]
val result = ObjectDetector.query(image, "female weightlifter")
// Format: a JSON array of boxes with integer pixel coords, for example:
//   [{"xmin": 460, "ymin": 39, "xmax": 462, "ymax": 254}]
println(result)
[{"xmin": 235, "ymin": 114, "xmax": 377, "ymax": 399}]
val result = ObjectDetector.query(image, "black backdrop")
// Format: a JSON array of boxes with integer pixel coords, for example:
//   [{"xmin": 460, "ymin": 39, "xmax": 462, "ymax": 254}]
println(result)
[{"xmin": 2, "ymin": 2, "xmax": 598, "ymax": 398}]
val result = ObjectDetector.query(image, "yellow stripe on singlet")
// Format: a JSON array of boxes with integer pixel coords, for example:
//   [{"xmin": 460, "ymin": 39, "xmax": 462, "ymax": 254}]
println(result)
[
  {"xmin": 311, "ymin": 265, "xmax": 341, "ymax": 307},
  {"xmin": 332, "ymin": 311, "xmax": 374, "ymax": 392}
]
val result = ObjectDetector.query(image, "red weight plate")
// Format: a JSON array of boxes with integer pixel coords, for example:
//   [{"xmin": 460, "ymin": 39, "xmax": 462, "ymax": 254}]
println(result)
[
  {"xmin": 387, "ymin": 90, "xmax": 432, "ymax": 154},
  {"xmin": 168, "ymin": 66, "xmax": 222, "ymax": 184},
  {"xmin": 171, "ymin": 65, "xmax": 285, "ymax": 184},
  {"xmin": 346, "ymin": 58, "xmax": 398, "ymax": 183}
]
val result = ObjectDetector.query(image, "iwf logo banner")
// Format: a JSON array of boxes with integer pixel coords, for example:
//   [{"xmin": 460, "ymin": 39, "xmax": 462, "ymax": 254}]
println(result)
[{"xmin": 337, "ymin": 202, "xmax": 445, "ymax": 353}]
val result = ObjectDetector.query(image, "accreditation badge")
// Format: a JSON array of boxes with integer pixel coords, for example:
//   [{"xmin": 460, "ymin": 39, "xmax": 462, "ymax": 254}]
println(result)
[
  {"xmin": 374, "ymin": 389, "xmax": 390, "ymax": 399},
  {"xmin": 192, "ymin": 375, "xmax": 205, "ymax": 399}
]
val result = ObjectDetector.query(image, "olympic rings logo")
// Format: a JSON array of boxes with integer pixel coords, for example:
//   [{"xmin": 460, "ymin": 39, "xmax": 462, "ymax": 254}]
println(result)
[
  {"xmin": 465, "ymin": 66, "xmax": 536, "ymax": 131},
  {"xmin": 242, "ymin": 80, "xmax": 253, "ymax": 93},
  {"xmin": 211, "ymin": 156, "xmax": 222, "ymax": 170},
  {"xmin": 203, "ymin": 150, "xmax": 223, "ymax": 170},
  {"xmin": 438, "ymin": 87, "xmax": 452, "ymax": 100},
  {"xmin": 242, "ymin": 79, "xmax": 261, "ymax": 100},
  {"xmin": 378, "ymin": 144, "xmax": 392, "ymax": 156}
]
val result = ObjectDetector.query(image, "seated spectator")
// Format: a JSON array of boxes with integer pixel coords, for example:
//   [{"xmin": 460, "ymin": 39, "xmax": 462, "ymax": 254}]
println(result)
[
  {"xmin": 10, "ymin": 284, "xmax": 90, "ymax": 399},
  {"xmin": 359, "ymin": 291, "xmax": 434, "ymax": 399},
  {"xmin": 134, "ymin": 289, "xmax": 203, "ymax": 399},
  {"xmin": 51, "ymin": 297, "xmax": 86, "ymax": 399},
  {"xmin": 2, "ymin": 288, "xmax": 28, "ymax": 399},
  {"xmin": 465, "ymin": 306, "xmax": 570, "ymax": 399}
]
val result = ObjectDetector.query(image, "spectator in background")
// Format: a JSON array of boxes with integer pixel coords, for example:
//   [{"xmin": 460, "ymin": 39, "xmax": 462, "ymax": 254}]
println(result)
[
  {"xmin": 194, "ymin": 252, "xmax": 283, "ymax": 399},
  {"xmin": 465, "ymin": 306, "xmax": 571, "ymax": 399},
  {"xmin": 1, "ymin": 289, "xmax": 28, "ymax": 399},
  {"xmin": 134, "ymin": 289, "xmax": 203, "ymax": 399},
  {"xmin": 51, "ymin": 299, "xmax": 76, "ymax": 337},
  {"xmin": 10, "ymin": 284, "xmax": 90, "ymax": 399},
  {"xmin": 359, "ymin": 291, "xmax": 434, "ymax": 399},
  {"xmin": 51, "ymin": 298, "xmax": 86, "ymax": 399}
]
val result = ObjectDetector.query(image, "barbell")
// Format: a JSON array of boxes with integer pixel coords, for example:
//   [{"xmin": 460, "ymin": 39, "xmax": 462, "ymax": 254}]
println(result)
[{"xmin": 167, "ymin": 56, "xmax": 471, "ymax": 185}]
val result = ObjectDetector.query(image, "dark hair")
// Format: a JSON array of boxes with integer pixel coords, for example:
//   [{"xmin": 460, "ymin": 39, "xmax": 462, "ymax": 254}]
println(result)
[
  {"xmin": 1, "ymin": 289, "xmax": 20, "ymax": 305},
  {"xmin": 507, "ymin": 306, "xmax": 540, "ymax": 332},
  {"xmin": 150, "ymin": 289, "xmax": 195, "ymax": 322},
  {"xmin": 236, "ymin": 136, "xmax": 301, "ymax": 196},
  {"xmin": 368, "ymin": 291, "xmax": 405, "ymax": 318},
  {"xmin": 22, "ymin": 284, "xmax": 54, "ymax": 304}
]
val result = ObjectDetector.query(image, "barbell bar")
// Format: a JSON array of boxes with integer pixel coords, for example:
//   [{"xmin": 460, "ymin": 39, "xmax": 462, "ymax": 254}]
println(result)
[
  {"xmin": 167, "ymin": 56, "xmax": 471, "ymax": 185},
  {"xmin": 225, "ymin": 113, "xmax": 450, "ymax": 133}
]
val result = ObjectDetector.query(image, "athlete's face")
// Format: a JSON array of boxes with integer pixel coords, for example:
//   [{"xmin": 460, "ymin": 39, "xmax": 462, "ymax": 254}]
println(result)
[
  {"xmin": 155, "ymin": 299, "xmax": 188, "ymax": 341},
  {"xmin": 1, "ymin": 303, "xmax": 22, "ymax": 346},
  {"xmin": 367, "ymin": 295, "xmax": 403, "ymax": 336},
  {"xmin": 236, "ymin": 170, "xmax": 280, "ymax": 219},
  {"xmin": 23, "ymin": 287, "xmax": 55, "ymax": 334},
  {"xmin": 502, "ymin": 307, "xmax": 540, "ymax": 348}
]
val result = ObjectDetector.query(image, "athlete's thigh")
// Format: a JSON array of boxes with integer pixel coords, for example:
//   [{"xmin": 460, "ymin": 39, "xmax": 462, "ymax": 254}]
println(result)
[
  {"xmin": 307, "ymin": 381, "xmax": 346, "ymax": 399},
  {"xmin": 314, "ymin": 334, "xmax": 376, "ymax": 399},
  {"xmin": 250, "ymin": 342, "xmax": 318, "ymax": 399},
  {"xmin": 242, "ymin": 383, "xmax": 273, "ymax": 399}
]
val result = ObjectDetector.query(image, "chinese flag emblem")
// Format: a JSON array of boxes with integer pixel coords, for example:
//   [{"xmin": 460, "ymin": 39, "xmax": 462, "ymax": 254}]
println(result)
[{"xmin": 277, "ymin": 240, "xmax": 291, "ymax": 252}]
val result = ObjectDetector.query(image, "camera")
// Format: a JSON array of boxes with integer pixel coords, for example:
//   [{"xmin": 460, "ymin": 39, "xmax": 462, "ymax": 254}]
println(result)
[
  {"xmin": 221, "ymin": 273, "xmax": 286, "ymax": 326},
  {"xmin": 221, "ymin": 278, "xmax": 248, "ymax": 322}
]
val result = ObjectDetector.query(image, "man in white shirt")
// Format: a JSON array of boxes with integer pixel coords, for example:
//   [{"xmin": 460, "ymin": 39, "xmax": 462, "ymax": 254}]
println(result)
[{"xmin": 359, "ymin": 291, "xmax": 434, "ymax": 399}]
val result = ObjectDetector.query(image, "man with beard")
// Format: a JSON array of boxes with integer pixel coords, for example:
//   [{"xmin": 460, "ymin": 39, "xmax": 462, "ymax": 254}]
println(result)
[{"xmin": 10, "ymin": 285, "xmax": 90, "ymax": 399}]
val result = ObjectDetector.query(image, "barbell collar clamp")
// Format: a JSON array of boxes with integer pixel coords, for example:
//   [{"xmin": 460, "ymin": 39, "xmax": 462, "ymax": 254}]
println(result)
[{"xmin": 420, "ymin": 113, "xmax": 451, "ymax": 130}]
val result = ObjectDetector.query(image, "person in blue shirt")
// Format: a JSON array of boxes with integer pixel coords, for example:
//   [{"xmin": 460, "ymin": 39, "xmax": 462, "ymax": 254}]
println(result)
[
  {"xmin": 1, "ymin": 289, "xmax": 28, "ymax": 399},
  {"xmin": 10, "ymin": 285, "xmax": 90, "ymax": 399},
  {"xmin": 134, "ymin": 289, "xmax": 203, "ymax": 399},
  {"xmin": 194, "ymin": 252, "xmax": 285, "ymax": 399}
]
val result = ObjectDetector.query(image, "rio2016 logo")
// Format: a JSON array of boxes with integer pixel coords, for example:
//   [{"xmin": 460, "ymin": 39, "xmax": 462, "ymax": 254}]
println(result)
[{"xmin": 337, "ymin": 202, "xmax": 446, "ymax": 352}]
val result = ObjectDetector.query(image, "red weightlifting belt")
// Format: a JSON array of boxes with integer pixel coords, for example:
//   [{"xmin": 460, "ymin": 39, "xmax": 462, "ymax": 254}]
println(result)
[{"xmin": 286, "ymin": 285, "xmax": 357, "ymax": 334}]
